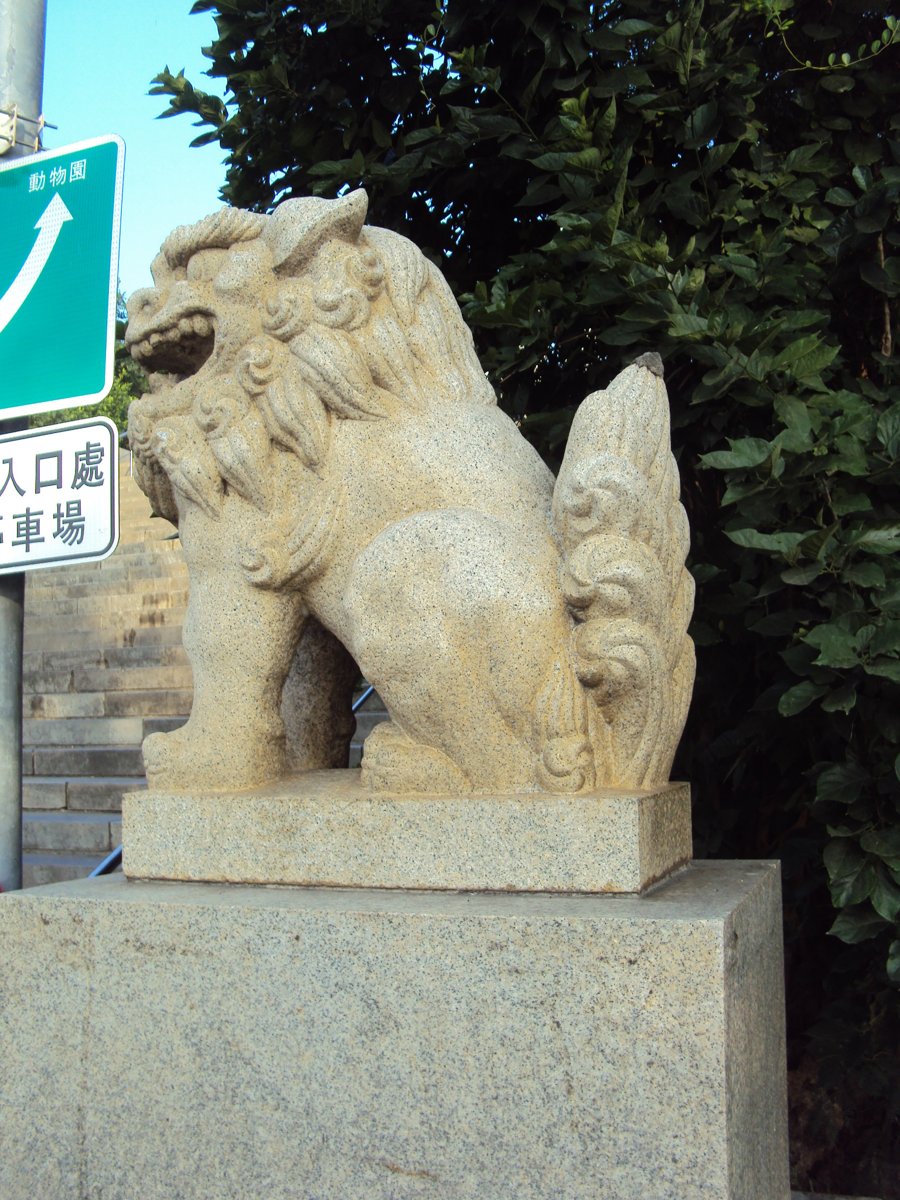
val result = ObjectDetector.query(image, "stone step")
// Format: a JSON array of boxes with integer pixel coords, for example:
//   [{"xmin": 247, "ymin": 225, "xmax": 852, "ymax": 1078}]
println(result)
[
  {"xmin": 25, "ymin": 692, "xmax": 106, "ymax": 720},
  {"xmin": 24, "ymin": 717, "xmax": 145, "ymax": 746},
  {"xmin": 23, "ymin": 811, "xmax": 121, "ymax": 855},
  {"xmin": 353, "ymin": 709, "xmax": 388, "ymax": 742},
  {"xmin": 26, "ymin": 550, "xmax": 184, "ymax": 589},
  {"xmin": 117, "ymin": 625, "xmax": 187, "ymax": 648},
  {"xmin": 24, "ymin": 775, "xmax": 147, "ymax": 814},
  {"xmin": 71, "ymin": 665, "xmax": 193, "ymax": 693},
  {"xmin": 23, "ymin": 605, "xmax": 190, "ymax": 631},
  {"xmin": 24, "ymin": 643, "xmax": 189, "ymax": 678},
  {"xmin": 24, "ymin": 689, "xmax": 192, "ymax": 720},
  {"xmin": 104, "ymin": 689, "xmax": 193, "ymax": 718},
  {"xmin": 22, "ymin": 852, "xmax": 112, "ymax": 888},
  {"xmin": 31, "ymin": 745, "xmax": 145, "ymax": 777},
  {"xmin": 23, "ymin": 600, "xmax": 190, "ymax": 631},
  {"xmin": 22, "ymin": 778, "xmax": 66, "ymax": 809},
  {"xmin": 24, "ymin": 612, "xmax": 185, "ymax": 650},
  {"xmin": 143, "ymin": 715, "xmax": 187, "ymax": 737},
  {"xmin": 28, "ymin": 580, "xmax": 184, "ymax": 608},
  {"xmin": 27, "ymin": 573, "xmax": 187, "ymax": 599},
  {"xmin": 26, "ymin": 626, "xmax": 187, "ymax": 651}
]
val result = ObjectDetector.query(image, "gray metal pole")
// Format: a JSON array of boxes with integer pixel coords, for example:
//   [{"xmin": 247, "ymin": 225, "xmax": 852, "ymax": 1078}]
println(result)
[{"xmin": 0, "ymin": 0, "xmax": 46, "ymax": 893}]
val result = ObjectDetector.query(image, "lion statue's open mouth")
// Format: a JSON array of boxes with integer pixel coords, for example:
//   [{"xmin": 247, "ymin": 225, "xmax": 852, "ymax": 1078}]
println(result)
[{"xmin": 126, "ymin": 192, "xmax": 694, "ymax": 797}]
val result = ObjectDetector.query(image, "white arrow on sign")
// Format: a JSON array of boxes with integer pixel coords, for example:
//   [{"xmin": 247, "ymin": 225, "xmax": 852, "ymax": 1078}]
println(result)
[{"xmin": 0, "ymin": 193, "xmax": 73, "ymax": 335}]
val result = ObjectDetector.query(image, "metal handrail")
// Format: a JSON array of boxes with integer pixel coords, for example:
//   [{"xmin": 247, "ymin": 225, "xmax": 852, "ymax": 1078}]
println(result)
[
  {"xmin": 88, "ymin": 845, "xmax": 123, "ymax": 878},
  {"xmin": 87, "ymin": 684, "xmax": 379, "ymax": 879}
]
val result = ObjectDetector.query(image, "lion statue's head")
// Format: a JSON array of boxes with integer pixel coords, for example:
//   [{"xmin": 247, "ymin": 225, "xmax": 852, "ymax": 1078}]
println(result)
[{"xmin": 125, "ymin": 191, "xmax": 495, "ymax": 584}]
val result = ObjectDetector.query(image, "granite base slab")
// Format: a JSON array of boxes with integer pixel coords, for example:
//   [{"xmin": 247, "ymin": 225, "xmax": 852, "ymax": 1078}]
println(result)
[
  {"xmin": 122, "ymin": 768, "xmax": 692, "ymax": 892},
  {"xmin": 0, "ymin": 861, "xmax": 788, "ymax": 1200}
]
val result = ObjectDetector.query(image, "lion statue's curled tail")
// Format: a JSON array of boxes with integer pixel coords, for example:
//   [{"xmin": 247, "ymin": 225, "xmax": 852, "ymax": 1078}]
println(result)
[{"xmin": 125, "ymin": 190, "xmax": 694, "ymax": 796}]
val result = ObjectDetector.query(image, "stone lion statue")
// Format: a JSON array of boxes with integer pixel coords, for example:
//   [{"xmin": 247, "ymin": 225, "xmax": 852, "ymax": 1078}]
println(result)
[{"xmin": 126, "ymin": 191, "xmax": 694, "ymax": 796}]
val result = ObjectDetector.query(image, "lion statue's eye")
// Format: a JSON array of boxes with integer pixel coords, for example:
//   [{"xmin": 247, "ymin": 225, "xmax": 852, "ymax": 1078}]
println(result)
[{"xmin": 187, "ymin": 249, "xmax": 228, "ymax": 282}]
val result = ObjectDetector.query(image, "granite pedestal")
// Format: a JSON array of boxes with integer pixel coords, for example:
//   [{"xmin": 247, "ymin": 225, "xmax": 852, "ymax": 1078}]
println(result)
[
  {"xmin": 0, "ymin": 861, "xmax": 789, "ymax": 1200},
  {"xmin": 122, "ymin": 771, "xmax": 692, "ymax": 893}
]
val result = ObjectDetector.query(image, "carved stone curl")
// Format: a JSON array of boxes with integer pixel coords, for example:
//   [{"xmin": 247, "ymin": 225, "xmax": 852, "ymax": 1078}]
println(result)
[{"xmin": 126, "ymin": 193, "xmax": 694, "ymax": 795}]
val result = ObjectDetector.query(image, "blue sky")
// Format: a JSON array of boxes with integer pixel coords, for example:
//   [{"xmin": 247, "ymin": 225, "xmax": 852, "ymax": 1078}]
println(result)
[{"xmin": 42, "ymin": 0, "xmax": 228, "ymax": 299}]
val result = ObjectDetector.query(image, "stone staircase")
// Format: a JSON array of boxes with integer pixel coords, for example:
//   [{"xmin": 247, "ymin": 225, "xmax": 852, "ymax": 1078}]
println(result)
[
  {"xmin": 21, "ymin": 451, "xmax": 386, "ymax": 886},
  {"xmin": 22, "ymin": 452, "xmax": 191, "ymax": 886}
]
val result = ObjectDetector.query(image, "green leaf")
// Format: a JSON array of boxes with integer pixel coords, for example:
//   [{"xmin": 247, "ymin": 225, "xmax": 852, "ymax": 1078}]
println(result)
[
  {"xmin": 699, "ymin": 438, "xmax": 771, "ymax": 470},
  {"xmin": 863, "ymin": 659, "xmax": 900, "ymax": 683},
  {"xmin": 779, "ymin": 680, "xmax": 828, "ymax": 716},
  {"xmin": 828, "ymin": 908, "xmax": 890, "ymax": 944},
  {"xmin": 860, "ymin": 262, "xmax": 899, "ymax": 296},
  {"xmin": 668, "ymin": 312, "xmax": 708, "ymax": 339},
  {"xmin": 820, "ymin": 74, "xmax": 855, "ymax": 94},
  {"xmin": 821, "ymin": 683, "xmax": 857, "ymax": 714},
  {"xmin": 847, "ymin": 525, "xmax": 900, "ymax": 555},
  {"xmin": 876, "ymin": 407, "xmax": 900, "ymax": 458},
  {"xmin": 844, "ymin": 135, "xmax": 883, "ymax": 166},
  {"xmin": 824, "ymin": 839, "xmax": 873, "ymax": 906},
  {"xmin": 871, "ymin": 870, "xmax": 900, "ymax": 922},
  {"xmin": 860, "ymin": 828, "xmax": 900, "ymax": 863},
  {"xmin": 782, "ymin": 564, "xmax": 823, "ymax": 585},
  {"xmin": 804, "ymin": 623, "xmax": 860, "ymax": 668},
  {"xmin": 841, "ymin": 563, "xmax": 885, "ymax": 588},
  {"xmin": 726, "ymin": 529, "xmax": 806, "ymax": 553},
  {"xmin": 825, "ymin": 186, "xmax": 855, "ymax": 206},
  {"xmin": 612, "ymin": 19, "xmax": 657, "ymax": 36},
  {"xmin": 816, "ymin": 762, "xmax": 869, "ymax": 805},
  {"xmin": 771, "ymin": 336, "xmax": 839, "ymax": 379}
]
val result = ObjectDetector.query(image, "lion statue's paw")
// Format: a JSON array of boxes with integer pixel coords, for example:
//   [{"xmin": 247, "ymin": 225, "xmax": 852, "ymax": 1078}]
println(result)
[
  {"xmin": 142, "ymin": 724, "xmax": 286, "ymax": 793},
  {"xmin": 360, "ymin": 721, "xmax": 468, "ymax": 795}
]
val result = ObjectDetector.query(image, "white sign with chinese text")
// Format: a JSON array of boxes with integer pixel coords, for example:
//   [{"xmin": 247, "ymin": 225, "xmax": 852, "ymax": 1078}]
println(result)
[{"xmin": 0, "ymin": 418, "xmax": 119, "ymax": 575}]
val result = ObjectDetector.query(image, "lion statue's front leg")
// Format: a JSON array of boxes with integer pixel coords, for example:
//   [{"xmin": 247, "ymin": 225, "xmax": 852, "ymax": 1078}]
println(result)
[{"xmin": 138, "ymin": 493, "xmax": 355, "ymax": 793}]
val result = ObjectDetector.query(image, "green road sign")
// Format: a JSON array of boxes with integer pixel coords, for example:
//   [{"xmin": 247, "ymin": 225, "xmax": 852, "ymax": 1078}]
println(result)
[{"xmin": 0, "ymin": 134, "xmax": 124, "ymax": 420}]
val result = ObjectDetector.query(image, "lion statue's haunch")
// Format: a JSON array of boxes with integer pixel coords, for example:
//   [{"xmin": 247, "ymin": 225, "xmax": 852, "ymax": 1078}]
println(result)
[{"xmin": 126, "ymin": 191, "xmax": 694, "ymax": 796}]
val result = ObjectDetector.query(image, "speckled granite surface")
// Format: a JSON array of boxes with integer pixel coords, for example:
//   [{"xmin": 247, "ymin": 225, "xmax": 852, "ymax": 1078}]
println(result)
[
  {"xmin": 0, "ymin": 860, "xmax": 788, "ymax": 1199},
  {"xmin": 122, "ymin": 770, "xmax": 692, "ymax": 893}
]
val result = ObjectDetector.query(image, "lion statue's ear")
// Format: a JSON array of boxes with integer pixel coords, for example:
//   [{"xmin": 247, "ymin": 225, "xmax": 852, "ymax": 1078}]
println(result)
[{"xmin": 264, "ymin": 191, "xmax": 369, "ymax": 276}]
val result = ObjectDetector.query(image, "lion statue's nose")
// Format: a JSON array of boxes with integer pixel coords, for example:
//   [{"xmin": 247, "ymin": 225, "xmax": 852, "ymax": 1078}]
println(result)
[{"xmin": 125, "ymin": 288, "xmax": 159, "ymax": 330}]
